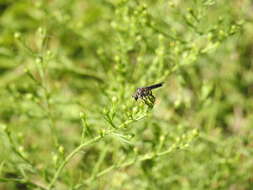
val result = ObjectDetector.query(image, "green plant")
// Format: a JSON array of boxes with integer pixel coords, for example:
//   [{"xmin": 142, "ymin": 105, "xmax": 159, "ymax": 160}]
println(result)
[{"xmin": 0, "ymin": 0, "xmax": 252, "ymax": 190}]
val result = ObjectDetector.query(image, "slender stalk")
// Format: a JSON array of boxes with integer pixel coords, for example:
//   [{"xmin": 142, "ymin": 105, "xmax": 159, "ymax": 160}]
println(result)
[
  {"xmin": 47, "ymin": 136, "xmax": 102, "ymax": 190},
  {"xmin": 5, "ymin": 130, "xmax": 35, "ymax": 169},
  {"xmin": 0, "ymin": 177, "xmax": 47, "ymax": 190},
  {"xmin": 48, "ymin": 114, "xmax": 147, "ymax": 189}
]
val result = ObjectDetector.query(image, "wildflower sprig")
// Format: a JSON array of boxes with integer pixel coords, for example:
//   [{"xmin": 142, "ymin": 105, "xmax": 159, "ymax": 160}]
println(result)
[{"xmin": 0, "ymin": 1, "xmax": 248, "ymax": 190}]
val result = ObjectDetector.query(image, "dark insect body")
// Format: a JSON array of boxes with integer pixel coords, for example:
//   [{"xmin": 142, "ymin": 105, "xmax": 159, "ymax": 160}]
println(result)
[{"xmin": 132, "ymin": 82, "xmax": 163, "ymax": 101}]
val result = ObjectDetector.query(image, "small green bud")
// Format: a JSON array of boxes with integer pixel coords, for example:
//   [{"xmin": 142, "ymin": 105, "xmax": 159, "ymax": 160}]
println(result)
[
  {"xmin": 150, "ymin": 21, "xmax": 155, "ymax": 27},
  {"xmin": 35, "ymin": 1, "xmax": 42, "ymax": 8},
  {"xmin": 80, "ymin": 112, "xmax": 85, "ymax": 118},
  {"xmin": 58, "ymin": 146, "xmax": 64, "ymax": 154},
  {"xmin": 14, "ymin": 32, "xmax": 21, "ymax": 39},
  {"xmin": 18, "ymin": 146, "xmax": 24, "ymax": 153},
  {"xmin": 46, "ymin": 50, "xmax": 53, "ymax": 57},
  {"xmin": 187, "ymin": 8, "xmax": 193, "ymax": 13},
  {"xmin": 100, "ymin": 129, "xmax": 106, "ymax": 137},
  {"xmin": 186, "ymin": 14, "xmax": 191, "ymax": 20},
  {"xmin": 137, "ymin": 56, "xmax": 143, "ymax": 62},
  {"xmin": 132, "ymin": 107, "xmax": 138, "ymax": 114},
  {"xmin": 114, "ymin": 55, "xmax": 120, "ymax": 62},
  {"xmin": 76, "ymin": 22, "xmax": 83, "ymax": 29},
  {"xmin": 48, "ymin": 98, "xmax": 54, "ymax": 104},
  {"xmin": 160, "ymin": 135, "xmax": 165, "ymax": 142},
  {"xmin": 158, "ymin": 34, "xmax": 164, "ymax": 41},
  {"xmin": 53, "ymin": 154, "xmax": 58, "ymax": 163},
  {"xmin": 35, "ymin": 57, "xmax": 43, "ymax": 64},
  {"xmin": 142, "ymin": 10, "xmax": 147, "ymax": 16},
  {"xmin": 112, "ymin": 96, "xmax": 117, "ymax": 103},
  {"xmin": 110, "ymin": 21, "xmax": 117, "ymax": 28},
  {"xmin": 97, "ymin": 48, "xmax": 104, "ymax": 55},
  {"xmin": 24, "ymin": 68, "xmax": 29, "ymax": 73},
  {"xmin": 170, "ymin": 144, "xmax": 176, "ymax": 150},
  {"xmin": 127, "ymin": 133, "xmax": 134, "ymax": 139},
  {"xmin": 218, "ymin": 16, "xmax": 223, "ymax": 22},
  {"xmin": 169, "ymin": 2, "xmax": 175, "ymax": 7},
  {"xmin": 38, "ymin": 27, "xmax": 43, "ymax": 34},
  {"xmin": 134, "ymin": 147, "xmax": 138, "ymax": 154},
  {"xmin": 25, "ymin": 93, "xmax": 33, "ymax": 100},
  {"xmin": 103, "ymin": 108, "xmax": 108, "ymax": 115},
  {"xmin": 207, "ymin": 32, "xmax": 213, "ymax": 40},
  {"xmin": 192, "ymin": 129, "xmax": 199, "ymax": 137},
  {"xmin": 123, "ymin": 16, "xmax": 129, "ymax": 22},
  {"xmin": 174, "ymin": 99, "xmax": 181, "ymax": 108},
  {"xmin": 115, "ymin": 9, "xmax": 120, "ymax": 15},
  {"xmin": 136, "ymin": 35, "xmax": 142, "ymax": 41},
  {"xmin": 142, "ymin": 3, "xmax": 147, "ymax": 9},
  {"xmin": 219, "ymin": 30, "xmax": 225, "ymax": 36},
  {"xmin": 2, "ymin": 124, "xmax": 7, "ymax": 131}
]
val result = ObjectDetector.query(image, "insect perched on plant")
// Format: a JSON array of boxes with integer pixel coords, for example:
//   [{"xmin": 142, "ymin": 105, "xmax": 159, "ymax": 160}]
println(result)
[{"xmin": 132, "ymin": 82, "xmax": 163, "ymax": 108}]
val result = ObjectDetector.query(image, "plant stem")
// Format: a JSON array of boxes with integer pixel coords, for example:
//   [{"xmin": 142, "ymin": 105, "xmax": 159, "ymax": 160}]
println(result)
[{"xmin": 47, "ymin": 135, "xmax": 103, "ymax": 190}]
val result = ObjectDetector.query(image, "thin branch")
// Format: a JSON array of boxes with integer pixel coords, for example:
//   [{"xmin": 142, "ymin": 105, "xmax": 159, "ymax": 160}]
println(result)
[{"xmin": 47, "ymin": 136, "xmax": 103, "ymax": 190}]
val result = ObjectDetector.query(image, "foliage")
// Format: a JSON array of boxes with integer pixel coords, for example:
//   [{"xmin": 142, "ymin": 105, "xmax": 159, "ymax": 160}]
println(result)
[{"xmin": 0, "ymin": 0, "xmax": 252, "ymax": 189}]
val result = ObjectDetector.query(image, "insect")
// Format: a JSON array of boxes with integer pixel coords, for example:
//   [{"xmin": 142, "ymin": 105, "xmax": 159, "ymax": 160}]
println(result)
[{"xmin": 132, "ymin": 82, "xmax": 163, "ymax": 101}]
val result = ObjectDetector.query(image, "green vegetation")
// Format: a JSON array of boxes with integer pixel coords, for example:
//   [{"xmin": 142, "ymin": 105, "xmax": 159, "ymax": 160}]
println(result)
[{"xmin": 0, "ymin": 0, "xmax": 252, "ymax": 189}]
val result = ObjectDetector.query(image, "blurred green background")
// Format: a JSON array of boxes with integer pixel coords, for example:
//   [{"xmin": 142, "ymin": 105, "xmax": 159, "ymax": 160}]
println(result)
[{"xmin": 0, "ymin": 0, "xmax": 252, "ymax": 189}]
